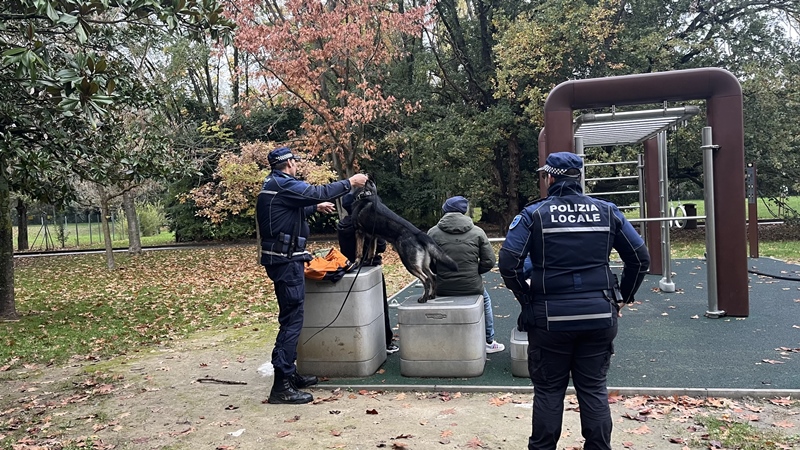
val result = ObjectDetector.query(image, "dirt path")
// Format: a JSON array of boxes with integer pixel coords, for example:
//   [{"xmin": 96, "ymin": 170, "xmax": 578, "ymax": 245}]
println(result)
[{"xmin": 2, "ymin": 329, "xmax": 799, "ymax": 450}]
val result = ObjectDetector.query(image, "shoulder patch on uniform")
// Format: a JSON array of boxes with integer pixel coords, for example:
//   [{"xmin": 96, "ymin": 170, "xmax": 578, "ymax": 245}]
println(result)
[{"xmin": 509, "ymin": 215, "xmax": 522, "ymax": 230}]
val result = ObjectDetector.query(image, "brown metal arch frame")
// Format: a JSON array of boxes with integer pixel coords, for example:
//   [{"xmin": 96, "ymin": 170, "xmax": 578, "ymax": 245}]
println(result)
[{"xmin": 540, "ymin": 67, "xmax": 748, "ymax": 316}]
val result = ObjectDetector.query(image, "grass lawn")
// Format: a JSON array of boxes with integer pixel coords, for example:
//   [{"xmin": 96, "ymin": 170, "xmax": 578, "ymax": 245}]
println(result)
[
  {"xmin": 621, "ymin": 195, "xmax": 800, "ymax": 221},
  {"xmin": 11, "ymin": 223, "xmax": 176, "ymax": 252}
]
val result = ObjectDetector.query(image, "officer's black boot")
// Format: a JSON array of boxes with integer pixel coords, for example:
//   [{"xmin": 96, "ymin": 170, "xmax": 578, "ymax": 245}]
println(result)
[
  {"xmin": 290, "ymin": 372, "xmax": 318, "ymax": 389},
  {"xmin": 268, "ymin": 373, "xmax": 313, "ymax": 404}
]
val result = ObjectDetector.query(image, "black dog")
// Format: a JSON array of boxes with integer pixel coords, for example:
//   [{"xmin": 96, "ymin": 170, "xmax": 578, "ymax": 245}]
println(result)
[{"xmin": 350, "ymin": 179, "xmax": 457, "ymax": 302}]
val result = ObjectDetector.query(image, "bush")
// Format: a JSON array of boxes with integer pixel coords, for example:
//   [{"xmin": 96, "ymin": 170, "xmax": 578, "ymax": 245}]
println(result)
[{"xmin": 138, "ymin": 201, "xmax": 166, "ymax": 236}]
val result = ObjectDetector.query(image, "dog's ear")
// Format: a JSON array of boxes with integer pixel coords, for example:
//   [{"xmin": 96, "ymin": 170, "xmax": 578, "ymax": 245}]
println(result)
[{"xmin": 364, "ymin": 173, "xmax": 377, "ymax": 192}]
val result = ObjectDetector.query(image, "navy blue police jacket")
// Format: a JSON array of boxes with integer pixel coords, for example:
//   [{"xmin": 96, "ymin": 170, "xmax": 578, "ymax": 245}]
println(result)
[
  {"xmin": 257, "ymin": 170, "xmax": 352, "ymax": 266},
  {"xmin": 498, "ymin": 179, "xmax": 650, "ymax": 330}
]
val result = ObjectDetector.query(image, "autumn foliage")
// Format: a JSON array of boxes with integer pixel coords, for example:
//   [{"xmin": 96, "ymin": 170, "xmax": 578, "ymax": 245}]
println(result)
[
  {"xmin": 189, "ymin": 141, "xmax": 337, "ymax": 224},
  {"xmin": 231, "ymin": 0, "xmax": 430, "ymax": 177}
]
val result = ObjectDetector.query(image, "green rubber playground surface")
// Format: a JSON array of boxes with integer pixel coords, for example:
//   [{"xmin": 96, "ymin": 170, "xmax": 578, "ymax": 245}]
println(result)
[{"xmin": 324, "ymin": 258, "xmax": 800, "ymax": 393}]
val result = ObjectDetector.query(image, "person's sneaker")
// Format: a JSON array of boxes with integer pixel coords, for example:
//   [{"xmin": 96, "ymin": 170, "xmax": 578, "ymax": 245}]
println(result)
[
  {"xmin": 386, "ymin": 344, "xmax": 400, "ymax": 354},
  {"xmin": 486, "ymin": 341, "xmax": 505, "ymax": 354}
]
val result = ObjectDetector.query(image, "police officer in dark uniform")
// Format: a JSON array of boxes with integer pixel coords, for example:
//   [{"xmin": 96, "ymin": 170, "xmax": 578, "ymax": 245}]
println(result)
[
  {"xmin": 498, "ymin": 152, "xmax": 650, "ymax": 450},
  {"xmin": 257, "ymin": 146, "xmax": 368, "ymax": 404}
]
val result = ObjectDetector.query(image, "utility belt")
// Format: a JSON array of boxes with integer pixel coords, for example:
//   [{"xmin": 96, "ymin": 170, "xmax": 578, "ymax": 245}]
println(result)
[
  {"xmin": 535, "ymin": 290, "xmax": 607, "ymax": 301},
  {"xmin": 262, "ymin": 232, "xmax": 307, "ymax": 257},
  {"xmin": 528, "ymin": 289, "xmax": 617, "ymax": 332}
]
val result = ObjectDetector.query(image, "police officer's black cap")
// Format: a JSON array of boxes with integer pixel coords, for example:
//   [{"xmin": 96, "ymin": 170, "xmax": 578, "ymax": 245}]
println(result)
[
  {"xmin": 268, "ymin": 146, "xmax": 302, "ymax": 167},
  {"xmin": 537, "ymin": 152, "xmax": 583, "ymax": 178}
]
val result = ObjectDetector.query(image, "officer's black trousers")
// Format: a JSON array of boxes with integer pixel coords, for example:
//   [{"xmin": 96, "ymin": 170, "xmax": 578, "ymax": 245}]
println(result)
[
  {"xmin": 266, "ymin": 261, "xmax": 306, "ymax": 378},
  {"xmin": 527, "ymin": 324, "xmax": 618, "ymax": 450}
]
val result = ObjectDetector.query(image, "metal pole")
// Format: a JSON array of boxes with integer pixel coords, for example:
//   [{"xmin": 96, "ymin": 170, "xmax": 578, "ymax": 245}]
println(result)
[
  {"xmin": 703, "ymin": 127, "xmax": 724, "ymax": 318},
  {"xmin": 637, "ymin": 153, "xmax": 646, "ymax": 237},
  {"xmin": 75, "ymin": 214, "xmax": 79, "ymax": 247},
  {"xmin": 658, "ymin": 131, "xmax": 675, "ymax": 292},
  {"xmin": 575, "ymin": 136, "xmax": 586, "ymax": 193},
  {"xmin": 746, "ymin": 162, "xmax": 759, "ymax": 258},
  {"xmin": 89, "ymin": 212, "xmax": 93, "ymax": 245}
]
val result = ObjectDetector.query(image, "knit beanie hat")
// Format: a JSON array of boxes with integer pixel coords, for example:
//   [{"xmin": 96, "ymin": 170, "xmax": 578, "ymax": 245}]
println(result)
[{"xmin": 442, "ymin": 196, "xmax": 468, "ymax": 214}]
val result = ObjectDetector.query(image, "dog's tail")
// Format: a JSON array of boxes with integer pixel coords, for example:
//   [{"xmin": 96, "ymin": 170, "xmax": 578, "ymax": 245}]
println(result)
[{"xmin": 422, "ymin": 235, "xmax": 458, "ymax": 273}]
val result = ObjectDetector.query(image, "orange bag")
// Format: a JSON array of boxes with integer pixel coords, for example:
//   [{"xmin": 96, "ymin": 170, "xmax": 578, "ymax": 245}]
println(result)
[{"xmin": 304, "ymin": 248, "xmax": 355, "ymax": 282}]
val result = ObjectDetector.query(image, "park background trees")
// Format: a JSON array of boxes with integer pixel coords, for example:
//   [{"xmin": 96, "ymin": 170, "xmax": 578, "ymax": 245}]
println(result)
[{"xmin": 4, "ymin": 0, "xmax": 800, "ymax": 320}]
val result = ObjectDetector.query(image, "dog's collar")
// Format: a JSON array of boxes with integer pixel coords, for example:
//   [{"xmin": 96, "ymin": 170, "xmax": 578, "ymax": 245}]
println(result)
[{"xmin": 355, "ymin": 190, "xmax": 374, "ymax": 201}]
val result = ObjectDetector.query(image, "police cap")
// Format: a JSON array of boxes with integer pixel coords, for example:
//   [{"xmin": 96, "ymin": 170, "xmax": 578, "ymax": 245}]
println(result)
[
  {"xmin": 268, "ymin": 146, "xmax": 302, "ymax": 167},
  {"xmin": 537, "ymin": 152, "xmax": 583, "ymax": 178}
]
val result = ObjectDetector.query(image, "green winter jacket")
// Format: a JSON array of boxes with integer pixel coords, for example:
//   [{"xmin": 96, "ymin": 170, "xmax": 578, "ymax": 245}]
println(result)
[{"xmin": 427, "ymin": 212, "xmax": 496, "ymax": 296}]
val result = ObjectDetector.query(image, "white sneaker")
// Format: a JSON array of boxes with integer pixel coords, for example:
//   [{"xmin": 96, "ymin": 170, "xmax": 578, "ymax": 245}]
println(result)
[{"xmin": 486, "ymin": 341, "xmax": 505, "ymax": 354}]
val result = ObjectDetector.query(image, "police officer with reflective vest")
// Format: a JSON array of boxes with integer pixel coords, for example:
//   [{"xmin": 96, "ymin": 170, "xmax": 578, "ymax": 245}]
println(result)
[
  {"xmin": 257, "ymin": 146, "xmax": 368, "ymax": 404},
  {"xmin": 498, "ymin": 152, "xmax": 650, "ymax": 450}
]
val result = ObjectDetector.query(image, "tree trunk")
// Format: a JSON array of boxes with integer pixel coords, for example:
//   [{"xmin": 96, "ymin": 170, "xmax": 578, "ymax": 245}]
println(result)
[
  {"xmin": 99, "ymin": 187, "xmax": 116, "ymax": 270},
  {"xmin": 0, "ymin": 155, "xmax": 18, "ymax": 320},
  {"xmin": 502, "ymin": 136, "xmax": 522, "ymax": 230},
  {"xmin": 491, "ymin": 134, "xmax": 522, "ymax": 232},
  {"xmin": 203, "ymin": 57, "xmax": 218, "ymax": 114},
  {"xmin": 15, "ymin": 198, "xmax": 28, "ymax": 251},
  {"xmin": 122, "ymin": 190, "xmax": 142, "ymax": 255},
  {"xmin": 232, "ymin": 45, "xmax": 240, "ymax": 105}
]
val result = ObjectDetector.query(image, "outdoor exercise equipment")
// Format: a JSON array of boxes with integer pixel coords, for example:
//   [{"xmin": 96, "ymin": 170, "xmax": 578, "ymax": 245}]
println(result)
[
  {"xmin": 541, "ymin": 68, "xmax": 749, "ymax": 317},
  {"xmin": 572, "ymin": 108, "xmax": 696, "ymax": 295}
]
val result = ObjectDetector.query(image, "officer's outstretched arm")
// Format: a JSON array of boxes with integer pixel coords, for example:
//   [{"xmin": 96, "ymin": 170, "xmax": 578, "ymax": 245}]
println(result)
[{"xmin": 284, "ymin": 178, "xmax": 352, "ymax": 207}]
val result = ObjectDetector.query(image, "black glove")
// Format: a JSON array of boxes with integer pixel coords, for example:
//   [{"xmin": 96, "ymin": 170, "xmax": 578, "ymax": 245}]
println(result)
[{"xmin": 515, "ymin": 292, "xmax": 533, "ymax": 306}]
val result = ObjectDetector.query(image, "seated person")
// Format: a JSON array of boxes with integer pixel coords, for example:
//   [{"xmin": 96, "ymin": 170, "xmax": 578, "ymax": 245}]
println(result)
[
  {"xmin": 428, "ymin": 196, "xmax": 504, "ymax": 354},
  {"xmin": 337, "ymin": 193, "xmax": 399, "ymax": 354}
]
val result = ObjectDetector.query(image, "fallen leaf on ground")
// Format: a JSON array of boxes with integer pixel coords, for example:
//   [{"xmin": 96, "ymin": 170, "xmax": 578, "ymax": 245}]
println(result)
[
  {"xmin": 626, "ymin": 424, "xmax": 651, "ymax": 435},
  {"xmin": 169, "ymin": 427, "xmax": 195, "ymax": 436},
  {"xmin": 623, "ymin": 412, "xmax": 648, "ymax": 422},
  {"xmin": 489, "ymin": 396, "xmax": 511, "ymax": 406},
  {"xmin": 773, "ymin": 420, "xmax": 795, "ymax": 428},
  {"xmin": 745, "ymin": 403, "xmax": 763, "ymax": 412},
  {"xmin": 466, "ymin": 436, "xmax": 484, "ymax": 448},
  {"xmin": 771, "ymin": 397, "xmax": 795, "ymax": 407}
]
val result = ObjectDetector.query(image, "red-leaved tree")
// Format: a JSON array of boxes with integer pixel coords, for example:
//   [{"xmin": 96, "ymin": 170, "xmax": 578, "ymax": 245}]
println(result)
[{"xmin": 231, "ymin": 0, "xmax": 430, "ymax": 177}]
